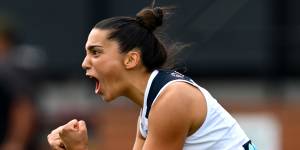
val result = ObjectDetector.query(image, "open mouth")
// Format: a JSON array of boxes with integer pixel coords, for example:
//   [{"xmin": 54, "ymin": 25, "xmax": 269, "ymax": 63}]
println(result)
[{"xmin": 86, "ymin": 75, "xmax": 101, "ymax": 94}]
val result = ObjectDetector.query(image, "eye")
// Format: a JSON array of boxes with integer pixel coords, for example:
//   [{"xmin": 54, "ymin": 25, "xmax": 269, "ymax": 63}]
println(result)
[
  {"xmin": 91, "ymin": 50, "xmax": 99, "ymax": 55},
  {"xmin": 89, "ymin": 49, "xmax": 102, "ymax": 56}
]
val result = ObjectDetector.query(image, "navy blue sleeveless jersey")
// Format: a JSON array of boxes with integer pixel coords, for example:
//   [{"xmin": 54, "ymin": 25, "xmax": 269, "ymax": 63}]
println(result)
[
  {"xmin": 139, "ymin": 69, "xmax": 256, "ymax": 150},
  {"xmin": 145, "ymin": 69, "xmax": 194, "ymax": 118}
]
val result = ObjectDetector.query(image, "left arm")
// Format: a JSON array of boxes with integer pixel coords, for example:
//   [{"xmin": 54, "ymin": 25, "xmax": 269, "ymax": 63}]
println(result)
[{"xmin": 142, "ymin": 82, "xmax": 206, "ymax": 150}]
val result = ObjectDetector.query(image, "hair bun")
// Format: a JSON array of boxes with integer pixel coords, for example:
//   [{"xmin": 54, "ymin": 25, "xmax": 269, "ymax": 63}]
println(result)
[{"xmin": 136, "ymin": 7, "xmax": 163, "ymax": 31}]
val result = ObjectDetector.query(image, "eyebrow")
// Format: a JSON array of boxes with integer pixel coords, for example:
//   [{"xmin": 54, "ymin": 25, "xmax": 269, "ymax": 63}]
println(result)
[{"xmin": 86, "ymin": 45, "xmax": 103, "ymax": 51}]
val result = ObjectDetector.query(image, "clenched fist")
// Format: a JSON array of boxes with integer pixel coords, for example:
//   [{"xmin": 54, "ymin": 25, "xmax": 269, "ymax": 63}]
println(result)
[{"xmin": 47, "ymin": 119, "xmax": 88, "ymax": 150}]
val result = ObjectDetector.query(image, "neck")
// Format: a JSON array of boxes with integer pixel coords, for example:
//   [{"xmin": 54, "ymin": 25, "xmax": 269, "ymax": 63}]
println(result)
[{"xmin": 123, "ymin": 69, "xmax": 152, "ymax": 107}]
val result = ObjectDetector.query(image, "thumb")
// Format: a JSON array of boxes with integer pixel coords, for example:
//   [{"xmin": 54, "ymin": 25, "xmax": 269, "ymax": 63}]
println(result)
[{"xmin": 78, "ymin": 120, "xmax": 87, "ymax": 131}]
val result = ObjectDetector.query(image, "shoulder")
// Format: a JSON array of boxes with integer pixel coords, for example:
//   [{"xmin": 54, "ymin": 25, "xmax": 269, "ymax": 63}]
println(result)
[
  {"xmin": 153, "ymin": 81, "xmax": 205, "ymax": 113},
  {"xmin": 148, "ymin": 81, "xmax": 207, "ymax": 136},
  {"xmin": 150, "ymin": 81, "xmax": 196, "ymax": 121}
]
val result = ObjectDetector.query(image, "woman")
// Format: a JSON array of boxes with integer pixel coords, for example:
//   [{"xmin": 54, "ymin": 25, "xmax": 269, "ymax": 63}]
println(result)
[{"xmin": 47, "ymin": 5, "xmax": 256, "ymax": 150}]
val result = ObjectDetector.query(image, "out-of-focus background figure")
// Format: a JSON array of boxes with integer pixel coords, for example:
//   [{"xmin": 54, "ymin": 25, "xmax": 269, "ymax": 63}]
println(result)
[
  {"xmin": 1, "ymin": 0, "xmax": 300, "ymax": 150},
  {"xmin": 0, "ymin": 16, "xmax": 39, "ymax": 150}
]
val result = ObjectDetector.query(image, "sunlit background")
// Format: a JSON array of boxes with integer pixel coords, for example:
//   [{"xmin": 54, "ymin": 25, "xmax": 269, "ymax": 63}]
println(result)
[{"xmin": 1, "ymin": 0, "xmax": 299, "ymax": 149}]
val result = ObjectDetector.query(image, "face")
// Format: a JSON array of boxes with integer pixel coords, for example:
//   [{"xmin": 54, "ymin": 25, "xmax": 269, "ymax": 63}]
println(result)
[{"xmin": 82, "ymin": 29, "xmax": 127, "ymax": 102}]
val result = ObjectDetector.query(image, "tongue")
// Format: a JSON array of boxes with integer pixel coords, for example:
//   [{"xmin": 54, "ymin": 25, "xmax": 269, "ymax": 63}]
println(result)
[{"xmin": 95, "ymin": 80, "xmax": 101, "ymax": 94}]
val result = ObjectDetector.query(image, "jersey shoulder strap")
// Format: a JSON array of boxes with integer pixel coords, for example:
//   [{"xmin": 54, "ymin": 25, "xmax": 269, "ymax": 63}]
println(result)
[{"xmin": 145, "ymin": 70, "xmax": 194, "ymax": 118}]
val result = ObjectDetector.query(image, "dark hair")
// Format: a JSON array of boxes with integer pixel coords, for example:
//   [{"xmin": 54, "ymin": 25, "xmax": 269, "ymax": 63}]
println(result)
[{"xmin": 94, "ymin": 6, "xmax": 168, "ymax": 72}]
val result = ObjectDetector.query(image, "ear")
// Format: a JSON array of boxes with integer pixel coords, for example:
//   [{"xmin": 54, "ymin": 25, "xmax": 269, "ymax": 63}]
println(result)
[{"xmin": 123, "ymin": 49, "xmax": 141, "ymax": 69}]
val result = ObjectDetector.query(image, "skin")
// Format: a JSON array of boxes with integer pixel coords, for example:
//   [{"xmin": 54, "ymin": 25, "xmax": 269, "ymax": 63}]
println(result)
[{"xmin": 47, "ymin": 28, "xmax": 207, "ymax": 150}]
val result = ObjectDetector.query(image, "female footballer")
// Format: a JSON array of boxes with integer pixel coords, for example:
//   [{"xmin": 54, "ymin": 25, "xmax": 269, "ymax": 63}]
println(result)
[{"xmin": 47, "ymin": 3, "xmax": 256, "ymax": 150}]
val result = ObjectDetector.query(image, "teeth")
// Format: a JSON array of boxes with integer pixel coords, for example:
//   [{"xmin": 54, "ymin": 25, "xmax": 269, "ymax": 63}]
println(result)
[
  {"xmin": 85, "ymin": 74, "xmax": 100, "ymax": 94},
  {"xmin": 86, "ymin": 74, "xmax": 93, "ymax": 79}
]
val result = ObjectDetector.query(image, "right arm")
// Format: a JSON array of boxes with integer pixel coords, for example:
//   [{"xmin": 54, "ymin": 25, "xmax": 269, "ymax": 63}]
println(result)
[
  {"xmin": 47, "ymin": 119, "xmax": 88, "ymax": 150},
  {"xmin": 132, "ymin": 118, "xmax": 145, "ymax": 150}
]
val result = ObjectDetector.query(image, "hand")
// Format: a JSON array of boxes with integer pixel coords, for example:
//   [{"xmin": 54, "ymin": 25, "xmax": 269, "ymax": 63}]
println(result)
[
  {"xmin": 47, "ymin": 125, "xmax": 66, "ymax": 150},
  {"xmin": 59, "ymin": 119, "xmax": 89, "ymax": 150}
]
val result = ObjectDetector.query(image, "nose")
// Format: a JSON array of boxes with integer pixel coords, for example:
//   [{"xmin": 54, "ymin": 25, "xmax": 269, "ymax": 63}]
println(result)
[{"xmin": 81, "ymin": 55, "xmax": 91, "ymax": 70}]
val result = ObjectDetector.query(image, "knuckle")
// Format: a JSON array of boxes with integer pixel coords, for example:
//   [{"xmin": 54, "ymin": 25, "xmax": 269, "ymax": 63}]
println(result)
[{"xmin": 47, "ymin": 134, "xmax": 53, "ymax": 140}]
